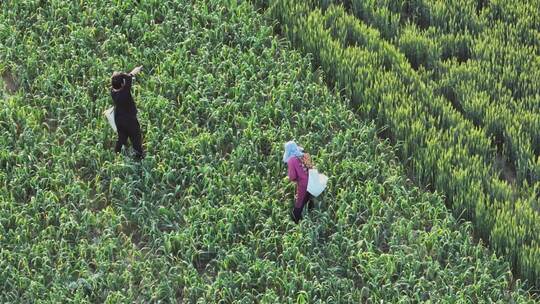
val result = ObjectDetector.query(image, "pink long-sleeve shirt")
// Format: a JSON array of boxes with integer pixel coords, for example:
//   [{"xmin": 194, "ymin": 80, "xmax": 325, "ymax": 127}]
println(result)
[{"xmin": 287, "ymin": 157, "xmax": 309, "ymax": 208}]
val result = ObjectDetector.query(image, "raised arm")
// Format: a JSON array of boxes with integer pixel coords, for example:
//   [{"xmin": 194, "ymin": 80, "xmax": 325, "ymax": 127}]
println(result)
[
  {"xmin": 129, "ymin": 65, "xmax": 143, "ymax": 76},
  {"xmin": 121, "ymin": 66, "xmax": 142, "ymax": 91}
]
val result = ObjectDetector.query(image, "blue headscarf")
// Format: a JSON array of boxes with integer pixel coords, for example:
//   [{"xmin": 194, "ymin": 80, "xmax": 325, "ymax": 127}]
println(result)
[{"xmin": 283, "ymin": 141, "xmax": 304, "ymax": 163}]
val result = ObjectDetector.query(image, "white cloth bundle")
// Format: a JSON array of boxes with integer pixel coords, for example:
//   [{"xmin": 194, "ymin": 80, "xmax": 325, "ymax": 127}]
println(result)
[
  {"xmin": 307, "ymin": 169, "xmax": 328, "ymax": 197},
  {"xmin": 103, "ymin": 107, "xmax": 117, "ymax": 132}
]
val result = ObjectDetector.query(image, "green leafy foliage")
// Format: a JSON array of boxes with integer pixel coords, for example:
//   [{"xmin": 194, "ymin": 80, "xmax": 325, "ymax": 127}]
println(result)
[
  {"xmin": 0, "ymin": 0, "xmax": 536, "ymax": 302},
  {"xmin": 263, "ymin": 0, "xmax": 540, "ymax": 290}
]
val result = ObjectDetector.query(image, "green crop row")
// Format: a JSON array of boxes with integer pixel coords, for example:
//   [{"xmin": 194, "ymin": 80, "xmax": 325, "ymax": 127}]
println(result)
[
  {"xmin": 316, "ymin": 0, "xmax": 540, "ymax": 190},
  {"xmin": 263, "ymin": 0, "xmax": 540, "ymax": 288},
  {"xmin": 312, "ymin": 0, "xmax": 540, "ymax": 187},
  {"xmin": 0, "ymin": 0, "xmax": 537, "ymax": 302}
]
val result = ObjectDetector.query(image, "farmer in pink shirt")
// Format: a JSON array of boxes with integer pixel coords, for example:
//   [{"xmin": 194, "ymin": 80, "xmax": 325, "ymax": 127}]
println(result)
[{"xmin": 283, "ymin": 141, "xmax": 314, "ymax": 223}]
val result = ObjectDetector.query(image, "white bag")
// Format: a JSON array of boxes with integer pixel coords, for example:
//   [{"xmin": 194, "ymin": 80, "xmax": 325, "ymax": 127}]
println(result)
[
  {"xmin": 103, "ymin": 107, "xmax": 117, "ymax": 132},
  {"xmin": 307, "ymin": 169, "xmax": 328, "ymax": 197}
]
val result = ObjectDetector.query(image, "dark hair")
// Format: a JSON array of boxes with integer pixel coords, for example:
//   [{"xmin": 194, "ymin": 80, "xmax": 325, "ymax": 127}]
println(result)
[{"xmin": 111, "ymin": 73, "xmax": 124, "ymax": 90}]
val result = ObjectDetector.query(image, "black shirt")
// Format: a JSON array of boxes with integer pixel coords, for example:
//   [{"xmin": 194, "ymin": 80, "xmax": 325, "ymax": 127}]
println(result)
[{"xmin": 111, "ymin": 74, "xmax": 137, "ymax": 117}]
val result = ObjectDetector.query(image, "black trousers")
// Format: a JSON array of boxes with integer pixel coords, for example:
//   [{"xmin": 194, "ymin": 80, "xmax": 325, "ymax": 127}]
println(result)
[
  {"xmin": 115, "ymin": 115, "xmax": 144, "ymax": 159},
  {"xmin": 292, "ymin": 193, "xmax": 314, "ymax": 224}
]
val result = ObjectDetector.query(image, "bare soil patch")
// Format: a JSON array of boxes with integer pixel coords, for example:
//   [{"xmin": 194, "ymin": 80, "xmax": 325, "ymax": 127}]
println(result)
[{"xmin": 2, "ymin": 70, "xmax": 19, "ymax": 93}]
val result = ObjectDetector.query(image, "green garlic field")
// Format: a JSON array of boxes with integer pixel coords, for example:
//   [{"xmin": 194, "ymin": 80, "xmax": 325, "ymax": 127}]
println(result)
[{"xmin": 0, "ymin": 0, "xmax": 537, "ymax": 303}]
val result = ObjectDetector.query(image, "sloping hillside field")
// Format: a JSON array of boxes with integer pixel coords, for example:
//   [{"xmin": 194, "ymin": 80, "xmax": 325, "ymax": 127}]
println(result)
[{"xmin": 0, "ymin": 1, "xmax": 537, "ymax": 302}]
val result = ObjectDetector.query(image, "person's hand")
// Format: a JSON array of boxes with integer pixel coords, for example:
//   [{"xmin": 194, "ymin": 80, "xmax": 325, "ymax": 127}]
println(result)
[{"xmin": 130, "ymin": 65, "xmax": 143, "ymax": 75}]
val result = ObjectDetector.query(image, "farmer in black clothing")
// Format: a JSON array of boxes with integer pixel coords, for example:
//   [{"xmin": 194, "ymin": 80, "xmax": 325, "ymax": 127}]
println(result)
[{"xmin": 111, "ymin": 66, "xmax": 144, "ymax": 159}]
